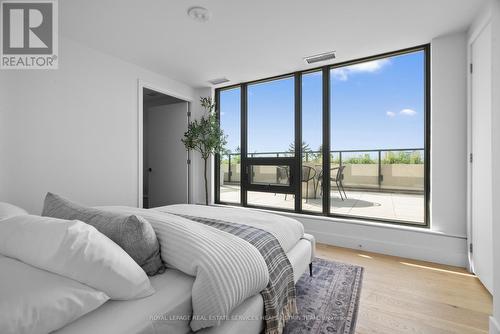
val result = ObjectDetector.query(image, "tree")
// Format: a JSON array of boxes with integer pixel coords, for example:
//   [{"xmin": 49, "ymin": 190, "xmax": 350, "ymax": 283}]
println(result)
[
  {"xmin": 288, "ymin": 141, "xmax": 314, "ymax": 160},
  {"xmin": 181, "ymin": 97, "xmax": 227, "ymax": 205},
  {"xmin": 288, "ymin": 141, "xmax": 312, "ymax": 154}
]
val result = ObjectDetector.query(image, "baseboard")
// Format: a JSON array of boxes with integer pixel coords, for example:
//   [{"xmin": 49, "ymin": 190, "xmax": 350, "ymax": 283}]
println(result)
[
  {"xmin": 296, "ymin": 216, "xmax": 467, "ymax": 267},
  {"xmin": 491, "ymin": 316, "xmax": 500, "ymax": 334}
]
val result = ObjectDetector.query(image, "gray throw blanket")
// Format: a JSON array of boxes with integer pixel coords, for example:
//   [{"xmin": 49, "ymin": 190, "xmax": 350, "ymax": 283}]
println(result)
[{"xmin": 174, "ymin": 213, "xmax": 297, "ymax": 334}]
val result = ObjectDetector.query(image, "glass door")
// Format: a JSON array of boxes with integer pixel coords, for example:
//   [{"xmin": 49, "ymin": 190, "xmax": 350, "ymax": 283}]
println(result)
[{"xmin": 242, "ymin": 76, "xmax": 299, "ymax": 210}]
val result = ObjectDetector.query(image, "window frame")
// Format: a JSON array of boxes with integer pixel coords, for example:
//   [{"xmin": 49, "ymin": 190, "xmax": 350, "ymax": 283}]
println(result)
[{"xmin": 215, "ymin": 44, "xmax": 431, "ymax": 228}]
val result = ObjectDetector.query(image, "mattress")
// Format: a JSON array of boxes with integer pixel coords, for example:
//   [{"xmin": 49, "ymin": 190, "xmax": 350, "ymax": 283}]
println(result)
[
  {"xmin": 55, "ymin": 269, "xmax": 194, "ymax": 334},
  {"xmin": 56, "ymin": 238, "xmax": 313, "ymax": 334}
]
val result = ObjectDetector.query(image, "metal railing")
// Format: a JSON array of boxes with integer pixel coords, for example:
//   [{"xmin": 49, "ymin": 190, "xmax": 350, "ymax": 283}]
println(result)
[{"xmin": 220, "ymin": 148, "xmax": 424, "ymax": 190}]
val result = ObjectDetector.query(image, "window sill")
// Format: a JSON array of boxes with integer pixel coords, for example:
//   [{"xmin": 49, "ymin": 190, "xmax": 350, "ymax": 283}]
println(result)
[{"xmin": 212, "ymin": 203, "xmax": 466, "ymax": 240}]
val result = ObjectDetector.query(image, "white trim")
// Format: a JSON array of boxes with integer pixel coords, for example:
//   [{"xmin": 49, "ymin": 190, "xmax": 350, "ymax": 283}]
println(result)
[
  {"xmin": 212, "ymin": 203, "xmax": 467, "ymax": 266},
  {"xmin": 491, "ymin": 316, "xmax": 500, "ymax": 334},
  {"xmin": 213, "ymin": 203, "xmax": 466, "ymax": 239},
  {"xmin": 306, "ymin": 227, "xmax": 467, "ymax": 267},
  {"xmin": 466, "ymin": 16, "xmax": 492, "ymax": 273},
  {"xmin": 466, "ymin": 30, "xmax": 474, "ymax": 273},
  {"xmin": 137, "ymin": 79, "xmax": 192, "ymax": 208},
  {"xmin": 279, "ymin": 210, "xmax": 466, "ymax": 238}
]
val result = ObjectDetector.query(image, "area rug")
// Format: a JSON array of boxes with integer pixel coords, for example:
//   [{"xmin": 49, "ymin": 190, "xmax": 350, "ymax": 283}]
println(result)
[{"xmin": 284, "ymin": 258, "xmax": 364, "ymax": 334}]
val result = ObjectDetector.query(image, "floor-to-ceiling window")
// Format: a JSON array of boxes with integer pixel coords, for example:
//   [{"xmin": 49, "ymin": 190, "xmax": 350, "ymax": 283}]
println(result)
[
  {"xmin": 216, "ymin": 45, "xmax": 429, "ymax": 226},
  {"xmin": 218, "ymin": 87, "xmax": 241, "ymax": 204},
  {"xmin": 330, "ymin": 50, "xmax": 426, "ymax": 224},
  {"xmin": 246, "ymin": 76, "xmax": 296, "ymax": 210},
  {"xmin": 301, "ymin": 71, "xmax": 323, "ymax": 213}
]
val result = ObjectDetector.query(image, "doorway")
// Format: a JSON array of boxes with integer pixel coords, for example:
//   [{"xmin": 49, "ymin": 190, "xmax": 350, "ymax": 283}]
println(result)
[{"xmin": 142, "ymin": 87, "xmax": 190, "ymax": 208}]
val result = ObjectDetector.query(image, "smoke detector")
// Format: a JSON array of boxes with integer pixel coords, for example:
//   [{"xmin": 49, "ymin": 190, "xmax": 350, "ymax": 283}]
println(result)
[
  {"xmin": 304, "ymin": 51, "xmax": 336, "ymax": 64},
  {"xmin": 187, "ymin": 7, "xmax": 211, "ymax": 22}
]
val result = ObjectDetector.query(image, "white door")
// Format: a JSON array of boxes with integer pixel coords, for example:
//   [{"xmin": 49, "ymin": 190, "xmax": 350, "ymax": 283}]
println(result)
[
  {"xmin": 146, "ymin": 102, "xmax": 189, "ymax": 207},
  {"xmin": 470, "ymin": 22, "xmax": 493, "ymax": 293}
]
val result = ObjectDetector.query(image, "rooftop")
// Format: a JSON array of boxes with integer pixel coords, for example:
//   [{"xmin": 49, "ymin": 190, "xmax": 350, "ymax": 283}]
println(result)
[{"xmin": 220, "ymin": 185, "xmax": 425, "ymax": 224}]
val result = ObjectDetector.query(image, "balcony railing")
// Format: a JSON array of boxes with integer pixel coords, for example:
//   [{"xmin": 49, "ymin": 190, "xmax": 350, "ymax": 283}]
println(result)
[{"xmin": 220, "ymin": 148, "xmax": 425, "ymax": 193}]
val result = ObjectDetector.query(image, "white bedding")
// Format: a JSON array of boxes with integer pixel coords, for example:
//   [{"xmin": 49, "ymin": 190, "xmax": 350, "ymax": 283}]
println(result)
[
  {"xmin": 101, "ymin": 206, "xmax": 270, "ymax": 331},
  {"xmin": 55, "ymin": 268, "xmax": 194, "ymax": 334},
  {"xmin": 0, "ymin": 203, "xmax": 313, "ymax": 334},
  {"xmin": 0, "ymin": 255, "xmax": 109, "ymax": 334},
  {"xmin": 156, "ymin": 204, "xmax": 305, "ymax": 253},
  {"xmin": 56, "ymin": 238, "xmax": 313, "ymax": 334},
  {"xmin": 0, "ymin": 215, "xmax": 154, "ymax": 300}
]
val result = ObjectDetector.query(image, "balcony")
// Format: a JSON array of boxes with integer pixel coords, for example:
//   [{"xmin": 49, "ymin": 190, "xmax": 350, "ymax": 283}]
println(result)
[{"xmin": 219, "ymin": 148, "xmax": 425, "ymax": 225}]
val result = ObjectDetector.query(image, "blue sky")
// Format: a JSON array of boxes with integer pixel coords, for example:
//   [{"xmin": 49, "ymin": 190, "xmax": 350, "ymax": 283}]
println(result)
[{"xmin": 220, "ymin": 50, "xmax": 424, "ymax": 154}]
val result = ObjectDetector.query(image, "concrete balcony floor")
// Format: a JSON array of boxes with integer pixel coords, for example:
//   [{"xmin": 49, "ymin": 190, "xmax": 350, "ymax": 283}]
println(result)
[{"xmin": 220, "ymin": 184, "xmax": 425, "ymax": 224}]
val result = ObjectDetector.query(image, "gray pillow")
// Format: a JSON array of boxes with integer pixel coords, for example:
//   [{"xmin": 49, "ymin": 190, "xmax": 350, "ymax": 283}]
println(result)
[{"xmin": 42, "ymin": 193, "xmax": 165, "ymax": 276}]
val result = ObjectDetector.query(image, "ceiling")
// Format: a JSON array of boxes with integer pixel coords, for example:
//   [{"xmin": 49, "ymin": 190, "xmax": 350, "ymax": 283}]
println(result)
[{"xmin": 61, "ymin": 0, "xmax": 487, "ymax": 88}]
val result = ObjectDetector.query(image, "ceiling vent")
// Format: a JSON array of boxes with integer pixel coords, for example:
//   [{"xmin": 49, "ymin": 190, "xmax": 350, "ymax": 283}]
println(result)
[
  {"xmin": 304, "ymin": 51, "xmax": 336, "ymax": 64},
  {"xmin": 208, "ymin": 77, "xmax": 230, "ymax": 85}
]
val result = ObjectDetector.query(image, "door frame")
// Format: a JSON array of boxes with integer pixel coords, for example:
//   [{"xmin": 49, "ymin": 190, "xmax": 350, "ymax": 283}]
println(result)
[
  {"xmin": 467, "ymin": 15, "xmax": 492, "ymax": 273},
  {"xmin": 137, "ymin": 79, "xmax": 193, "ymax": 208}
]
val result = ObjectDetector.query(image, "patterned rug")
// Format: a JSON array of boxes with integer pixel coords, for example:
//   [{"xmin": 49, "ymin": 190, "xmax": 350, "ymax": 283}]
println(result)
[{"xmin": 284, "ymin": 258, "xmax": 364, "ymax": 334}]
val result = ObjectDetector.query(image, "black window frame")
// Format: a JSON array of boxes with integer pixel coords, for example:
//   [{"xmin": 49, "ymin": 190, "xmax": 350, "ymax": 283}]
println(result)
[{"xmin": 215, "ymin": 44, "xmax": 431, "ymax": 228}]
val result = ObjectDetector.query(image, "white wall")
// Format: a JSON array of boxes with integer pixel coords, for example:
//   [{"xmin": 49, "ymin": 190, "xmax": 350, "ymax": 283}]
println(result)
[
  {"xmin": 490, "ymin": 0, "xmax": 500, "ymax": 331},
  {"xmin": 431, "ymin": 32, "xmax": 468, "ymax": 237},
  {"xmin": 0, "ymin": 103, "xmax": 6, "ymax": 202},
  {"xmin": 295, "ymin": 214, "xmax": 467, "ymax": 266},
  {"xmin": 0, "ymin": 36, "xmax": 197, "ymax": 213},
  {"xmin": 188, "ymin": 87, "xmax": 214, "ymax": 205}
]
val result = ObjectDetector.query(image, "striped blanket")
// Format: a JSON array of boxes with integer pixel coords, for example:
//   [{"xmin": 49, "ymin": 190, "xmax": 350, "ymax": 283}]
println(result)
[
  {"xmin": 100, "ymin": 206, "xmax": 270, "ymax": 331},
  {"xmin": 173, "ymin": 213, "xmax": 297, "ymax": 334}
]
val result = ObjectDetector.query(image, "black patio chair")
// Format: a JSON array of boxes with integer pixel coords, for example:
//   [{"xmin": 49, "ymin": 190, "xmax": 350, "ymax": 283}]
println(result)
[
  {"xmin": 332, "ymin": 166, "xmax": 347, "ymax": 200},
  {"xmin": 302, "ymin": 165, "xmax": 316, "ymax": 203},
  {"xmin": 275, "ymin": 166, "xmax": 290, "ymax": 199},
  {"xmin": 316, "ymin": 165, "xmax": 347, "ymax": 200},
  {"xmin": 275, "ymin": 166, "xmax": 316, "ymax": 202}
]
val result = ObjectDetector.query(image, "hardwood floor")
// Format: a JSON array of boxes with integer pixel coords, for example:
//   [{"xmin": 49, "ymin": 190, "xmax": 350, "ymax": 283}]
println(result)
[{"xmin": 316, "ymin": 243, "xmax": 492, "ymax": 334}]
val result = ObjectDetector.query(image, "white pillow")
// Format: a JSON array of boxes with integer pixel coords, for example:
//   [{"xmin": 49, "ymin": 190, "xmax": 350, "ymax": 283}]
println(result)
[
  {"xmin": 0, "ymin": 255, "xmax": 109, "ymax": 334},
  {"xmin": 0, "ymin": 215, "xmax": 154, "ymax": 300},
  {"xmin": 0, "ymin": 202, "xmax": 28, "ymax": 220}
]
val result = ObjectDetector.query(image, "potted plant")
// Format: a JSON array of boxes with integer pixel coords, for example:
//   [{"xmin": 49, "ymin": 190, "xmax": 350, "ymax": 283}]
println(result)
[{"xmin": 182, "ymin": 97, "xmax": 227, "ymax": 205}]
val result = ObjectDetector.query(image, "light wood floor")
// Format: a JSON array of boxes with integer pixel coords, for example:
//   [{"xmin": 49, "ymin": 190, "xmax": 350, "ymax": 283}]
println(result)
[{"xmin": 316, "ymin": 243, "xmax": 492, "ymax": 334}]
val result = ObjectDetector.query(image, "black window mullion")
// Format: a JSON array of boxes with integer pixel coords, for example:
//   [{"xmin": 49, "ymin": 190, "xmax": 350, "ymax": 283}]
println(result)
[
  {"xmin": 322, "ymin": 66, "xmax": 331, "ymax": 215},
  {"xmin": 294, "ymin": 73, "xmax": 302, "ymax": 212},
  {"xmin": 241, "ymin": 83, "xmax": 248, "ymax": 206},
  {"xmin": 214, "ymin": 89, "xmax": 221, "ymax": 203},
  {"xmin": 424, "ymin": 45, "xmax": 431, "ymax": 227}
]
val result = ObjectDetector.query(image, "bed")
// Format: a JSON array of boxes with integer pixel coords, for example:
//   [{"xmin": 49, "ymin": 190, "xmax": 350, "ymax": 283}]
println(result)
[
  {"xmin": 0, "ymin": 200, "xmax": 315, "ymax": 334},
  {"xmin": 56, "ymin": 237, "xmax": 313, "ymax": 334}
]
